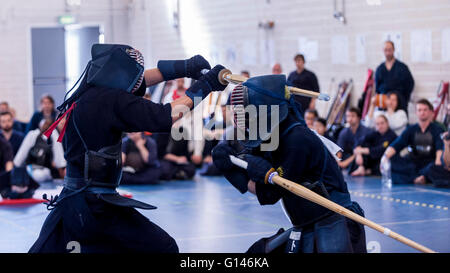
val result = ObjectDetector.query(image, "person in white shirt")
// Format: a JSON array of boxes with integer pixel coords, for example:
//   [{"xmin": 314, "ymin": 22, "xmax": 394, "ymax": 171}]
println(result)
[
  {"xmin": 363, "ymin": 91, "xmax": 408, "ymax": 136},
  {"xmin": 13, "ymin": 119, "xmax": 66, "ymax": 183}
]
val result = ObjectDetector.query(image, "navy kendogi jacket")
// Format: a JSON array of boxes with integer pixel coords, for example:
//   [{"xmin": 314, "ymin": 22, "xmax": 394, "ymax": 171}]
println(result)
[
  {"xmin": 375, "ymin": 60, "xmax": 414, "ymax": 111},
  {"xmin": 29, "ymin": 86, "xmax": 179, "ymax": 253},
  {"xmin": 254, "ymin": 114, "xmax": 352, "ymax": 227}
]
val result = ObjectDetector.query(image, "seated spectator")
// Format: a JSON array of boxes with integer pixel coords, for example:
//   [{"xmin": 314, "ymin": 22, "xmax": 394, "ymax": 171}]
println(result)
[
  {"xmin": 121, "ymin": 132, "xmax": 161, "ymax": 185},
  {"xmin": 160, "ymin": 125, "xmax": 196, "ymax": 180},
  {"xmin": 14, "ymin": 119, "xmax": 66, "ymax": 183},
  {"xmin": 0, "ymin": 136, "xmax": 35, "ymax": 199},
  {"xmin": 199, "ymin": 103, "xmax": 233, "ymax": 176},
  {"xmin": 0, "ymin": 102, "xmax": 27, "ymax": 133},
  {"xmin": 351, "ymin": 115, "xmax": 397, "ymax": 176},
  {"xmin": 313, "ymin": 117, "xmax": 327, "ymax": 136},
  {"xmin": 419, "ymin": 130, "xmax": 450, "ymax": 188},
  {"xmin": 382, "ymin": 99, "xmax": 444, "ymax": 184},
  {"xmin": 363, "ymin": 91, "xmax": 408, "ymax": 136},
  {"xmin": 337, "ymin": 107, "xmax": 372, "ymax": 171},
  {"xmin": 272, "ymin": 63, "xmax": 282, "ymax": 75},
  {"xmin": 0, "ymin": 112, "xmax": 24, "ymax": 156},
  {"xmin": 9, "ymin": 108, "xmax": 27, "ymax": 133},
  {"xmin": 0, "ymin": 166, "xmax": 39, "ymax": 199},
  {"xmin": 304, "ymin": 109, "xmax": 318, "ymax": 129},
  {"xmin": 26, "ymin": 94, "xmax": 57, "ymax": 133},
  {"xmin": 162, "ymin": 78, "xmax": 187, "ymax": 104}
]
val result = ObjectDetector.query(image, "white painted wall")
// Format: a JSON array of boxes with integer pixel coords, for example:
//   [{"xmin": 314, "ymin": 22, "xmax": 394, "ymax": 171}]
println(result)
[{"xmin": 1, "ymin": 0, "xmax": 450, "ymax": 123}]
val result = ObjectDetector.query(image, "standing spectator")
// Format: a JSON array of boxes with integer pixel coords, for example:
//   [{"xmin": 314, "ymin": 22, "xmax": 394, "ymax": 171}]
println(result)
[
  {"xmin": 287, "ymin": 54, "xmax": 320, "ymax": 111},
  {"xmin": 351, "ymin": 115, "xmax": 397, "ymax": 176},
  {"xmin": 337, "ymin": 107, "xmax": 372, "ymax": 170},
  {"xmin": 121, "ymin": 132, "xmax": 161, "ymax": 185},
  {"xmin": 382, "ymin": 99, "xmax": 444, "ymax": 184},
  {"xmin": 272, "ymin": 63, "xmax": 282, "ymax": 75},
  {"xmin": 0, "ymin": 102, "xmax": 9, "ymax": 113},
  {"xmin": 363, "ymin": 91, "xmax": 408, "ymax": 136},
  {"xmin": 14, "ymin": 119, "xmax": 66, "ymax": 183},
  {"xmin": 241, "ymin": 70, "xmax": 250, "ymax": 78},
  {"xmin": 304, "ymin": 109, "xmax": 318, "ymax": 129},
  {"xmin": 26, "ymin": 94, "xmax": 57, "ymax": 133},
  {"xmin": 0, "ymin": 112, "xmax": 24, "ymax": 155},
  {"xmin": 375, "ymin": 41, "xmax": 414, "ymax": 112}
]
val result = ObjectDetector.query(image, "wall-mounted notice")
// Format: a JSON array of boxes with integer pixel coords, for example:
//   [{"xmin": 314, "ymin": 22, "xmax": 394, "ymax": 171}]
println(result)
[
  {"xmin": 382, "ymin": 32, "xmax": 402, "ymax": 60},
  {"xmin": 410, "ymin": 30, "xmax": 432, "ymax": 63},
  {"xmin": 442, "ymin": 28, "xmax": 450, "ymax": 62},
  {"xmin": 355, "ymin": 34, "xmax": 367, "ymax": 64},
  {"xmin": 298, "ymin": 37, "xmax": 319, "ymax": 62},
  {"xmin": 331, "ymin": 35, "xmax": 349, "ymax": 64},
  {"xmin": 242, "ymin": 40, "xmax": 258, "ymax": 66},
  {"xmin": 260, "ymin": 38, "xmax": 276, "ymax": 66}
]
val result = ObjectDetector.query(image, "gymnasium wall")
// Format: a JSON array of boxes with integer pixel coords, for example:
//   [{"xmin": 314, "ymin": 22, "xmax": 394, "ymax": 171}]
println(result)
[
  {"xmin": 0, "ymin": 0, "xmax": 132, "ymax": 120},
  {"xmin": 1, "ymin": 0, "xmax": 449, "ymax": 123},
  {"xmin": 141, "ymin": 0, "xmax": 450, "ymax": 123}
]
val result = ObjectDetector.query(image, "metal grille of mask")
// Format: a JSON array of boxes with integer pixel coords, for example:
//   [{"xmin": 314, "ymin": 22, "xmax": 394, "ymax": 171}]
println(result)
[
  {"xmin": 126, "ymin": 48, "xmax": 145, "ymax": 93},
  {"xmin": 230, "ymin": 84, "xmax": 247, "ymax": 130}
]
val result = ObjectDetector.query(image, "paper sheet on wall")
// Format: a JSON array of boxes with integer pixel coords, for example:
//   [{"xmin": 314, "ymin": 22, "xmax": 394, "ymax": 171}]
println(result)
[
  {"xmin": 260, "ymin": 38, "xmax": 276, "ymax": 66},
  {"xmin": 331, "ymin": 35, "xmax": 349, "ymax": 64},
  {"xmin": 382, "ymin": 32, "xmax": 402, "ymax": 60},
  {"xmin": 241, "ymin": 40, "xmax": 258, "ymax": 66},
  {"xmin": 225, "ymin": 44, "xmax": 237, "ymax": 66},
  {"xmin": 410, "ymin": 30, "xmax": 432, "ymax": 63},
  {"xmin": 355, "ymin": 34, "xmax": 367, "ymax": 64},
  {"xmin": 442, "ymin": 28, "xmax": 450, "ymax": 62},
  {"xmin": 298, "ymin": 37, "xmax": 319, "ymax": 62}
]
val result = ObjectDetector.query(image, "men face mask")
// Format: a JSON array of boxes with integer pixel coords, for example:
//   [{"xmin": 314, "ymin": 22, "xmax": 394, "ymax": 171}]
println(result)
[{"xmin": 87, "ymin": 44, "xmax": 145, "ymax": 95}]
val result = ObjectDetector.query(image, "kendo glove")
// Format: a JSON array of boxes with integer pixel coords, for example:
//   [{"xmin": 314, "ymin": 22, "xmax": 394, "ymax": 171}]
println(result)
[
  {"xmin": 242, "ymin": 154, "xmax": 277, "ymax": 185},
  {"xmin": 157, "ymin": 55, "xmax": 211, "ymax": 81},
  {"xmin": 185, "ymin": 65, "xmax": 229, "ymax": 107},
  {"xmin": 212, "ymin": 143, "xmax": 249, "ymax": 194}
]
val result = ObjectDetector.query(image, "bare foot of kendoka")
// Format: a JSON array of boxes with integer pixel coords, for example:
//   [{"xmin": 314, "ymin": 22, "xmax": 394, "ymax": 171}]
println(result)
[{"xmin": 414, "ymin": 175, "xmax": 426, "ymax": 185}]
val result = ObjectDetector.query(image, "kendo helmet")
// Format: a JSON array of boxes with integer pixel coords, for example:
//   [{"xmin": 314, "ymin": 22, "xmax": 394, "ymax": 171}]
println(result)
[
  {"xmin": 87, "ymin": 44, "xmax": 146, "ymax": 96},
  {"xmin": 230, "ymin": 74, "xmax": 290, "ymax": 148}
]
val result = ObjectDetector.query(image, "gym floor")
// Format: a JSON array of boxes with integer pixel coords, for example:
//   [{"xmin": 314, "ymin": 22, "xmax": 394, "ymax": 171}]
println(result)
[{"xmin": 0, "ymin": 173, "xmax": 448, "ymax": 253}]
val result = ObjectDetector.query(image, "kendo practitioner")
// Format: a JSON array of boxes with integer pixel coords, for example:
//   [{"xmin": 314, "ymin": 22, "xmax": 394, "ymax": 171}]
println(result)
[
  {"xmin": 29, "ymin": 44, "xmax": 227, "ymax": 253},
  {"xmin": 212, "ymin": 75, "xmax": 366, "ymax": 253}
]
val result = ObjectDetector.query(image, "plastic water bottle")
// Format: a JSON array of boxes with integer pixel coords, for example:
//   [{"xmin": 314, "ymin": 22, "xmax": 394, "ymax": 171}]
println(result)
[{"xmin": 380, "ymin": 156, "xmax": 392, "ymax": 189}]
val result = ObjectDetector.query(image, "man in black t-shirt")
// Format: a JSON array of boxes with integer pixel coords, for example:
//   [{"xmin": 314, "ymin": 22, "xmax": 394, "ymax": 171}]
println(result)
[{"xmin": 287, "ymin": 54, "xmax": 320, "ymax": 112}]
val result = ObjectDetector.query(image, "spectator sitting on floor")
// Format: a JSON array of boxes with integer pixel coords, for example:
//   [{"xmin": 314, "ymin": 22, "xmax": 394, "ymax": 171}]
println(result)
[
  {"xmin": 304, "ymin": 109, "xmax": 318, "ymax": 129},
  {"xmin": 363, "ymin": 91, "xmax": 408, "ymax": 136},
  {"xmin": 121, "ymin": 132, "xmax": 161, "ymax": 185},
  {"xmin": 14, "ymin": 119, "xmax": 66, "ymax": 183},
  {"xmin": 0, "ymin": 102, "xmax": 27, "ymax": 133},
  {"xmin": 351, "ymin": 115, "xmax": 397, "ymax": 176},
  {"xmin": 160, "ymin": 124, "xmax": 196, "ymax": 180},
  {"xmin": 0, "ymin": 135, "xmax": 38, "ymax": 199},
  {"xmin": 26, "ymin": 94, "xmax": 57, "ymax": 133},
  {"xmin": 272, "ymin": 63, "xmax": 282, "ymax": 75},
  {"xmin": 337, "ymin": 107, "xmax": 372, "ymax": 171},
  {"xmin": 382, "ymin": 99, "xmax": 444, "ymax": 185},
  {"xmin": 0, "ymin": 111, "xmax": 24, "ymax": 156},
  {"xmin": 163, "ymin": 78, "xmax": 188, "ymax": 104},
  {"xmin": 421, "ymin": 130, "xmax": 450, "ymax": 187}
]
